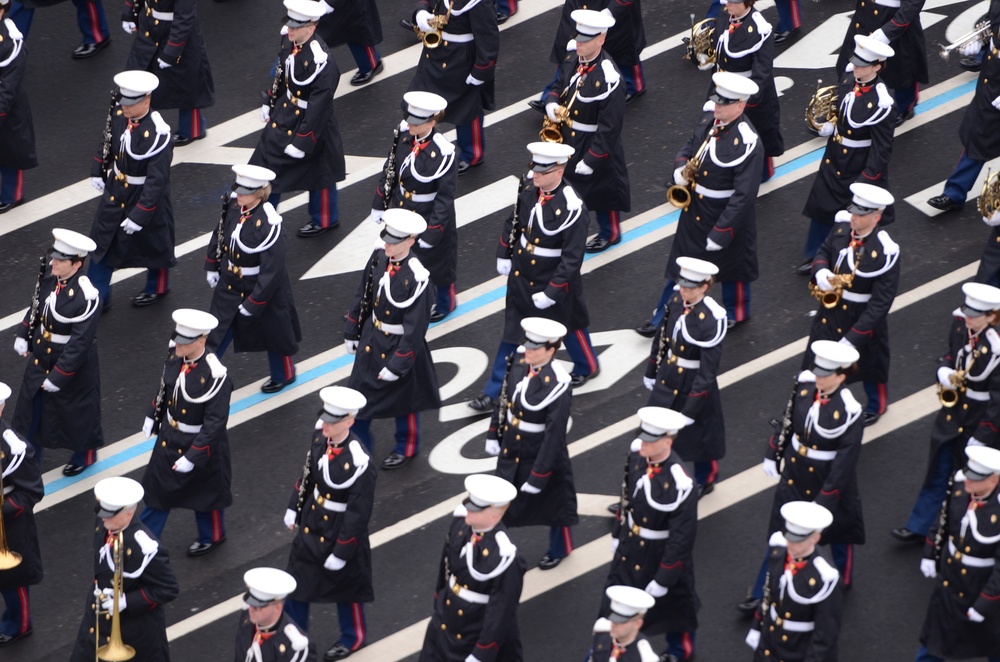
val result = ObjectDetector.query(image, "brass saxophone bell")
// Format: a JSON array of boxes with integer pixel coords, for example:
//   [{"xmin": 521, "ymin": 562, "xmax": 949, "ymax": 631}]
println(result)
[
  {"xmin": 938, "ymin": 386, "xmax": 960, "ymax": 408},
  {"xmin": 666, "ymin": 184, "xmax": 692, "ymax": 210}
]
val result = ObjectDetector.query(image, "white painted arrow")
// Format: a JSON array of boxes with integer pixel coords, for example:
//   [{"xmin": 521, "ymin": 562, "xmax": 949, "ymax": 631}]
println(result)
[{"xmin": 300, "ymin": 175, "xmax": 519, "ymax": 280}]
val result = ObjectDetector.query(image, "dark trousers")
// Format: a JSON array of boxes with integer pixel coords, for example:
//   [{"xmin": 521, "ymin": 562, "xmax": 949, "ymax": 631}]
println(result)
[
  {"xmin": 665, "ymin": 631, "xmax": 696, "ymax": 660},
  {"xmin": 547, "ymin": 525, "xmax": 574, "ymax": 559},
  {"xmin": 284, "ymin": 599, "xmax": 368, "ymax": 650},
  {"xmin": 455, "ymin": 114, "xmax": 485, "ymax": 165},
  {"xmin": 26, "ymin": 392, "xmax": 97, "ymax": 468},
  {"xmin": 176, "ymin": 109, "xmax": 207, "ymax": 140},
  {"xmin": 347, "ymin": 42, "xmax": 381, "ymax": 73},
  {"xmin": 215, "ymin": 324, "xmax": 296, "ymax": 384},
  {"xmin": 493, "ymin": 0, "xmax": 517, "ymax": 16},
  {"xmin": 0, "ymin": 587, "xmax": 30, "ymax": 636},
  {"xmin": 87, "ymin": 255, "xmax": 170, "ymax": 302},
  {"xmin": 943, "ymin": 149, "xmax": 986, "ymax": 203},
  {"xmin": 804, "ymin": 219, "xmax": 833, "ymax": 260},
  {"xmin": 434, "ymin": 282, "xmax": 457, "ymax": 317},
  {"xmin": 862, "ymin": 380, "xmax": 888, "ymax": 416},
  {"xmin": 139, "ymin": 506, "xmax": 226, "ymax": 544},
  {"xmin": 904, "ymin": 441, "xmax": 953, "ymax": 537},
  {"xmin": 595, "ymin": 210, "xmax": 622, "ymax": 243},
  {"xmin": 483, "ymin": 331, "xmax": 599, "ymax": 398},
  {"xmin": 268, "ymin": 188, "xmax": 340, "ymax": 229},
  {"xmin": 914, "ymin": 646, "xmax": 1000, "ymax": 662},
  {"xmin": 895, "ymin": 83, "xmax": 919, "ymax": 116},
  {"xmin": 721, "ymin": 281, "xmax": 751, "ymax": 322},
  {"xmin": 71, "ymin": 0, "xmax": 109, "ymax": 44},
  {"xmin": 773, "ymin": 0, "xmax": 802, "ymax": 32},
  {"xmin": 352, "ymin": 414, "xmax": 420, "ymax": 457},
  {"xmin": 694, "ymin": 460, "xmax": 719, "ymax": 486},
  {"xmin": 620, "ymin": 62, "xmax": 646, "ymax": 97},
  {"xmin": 0, "ymin": 167, "xmax": 24, "ymax": 204}
]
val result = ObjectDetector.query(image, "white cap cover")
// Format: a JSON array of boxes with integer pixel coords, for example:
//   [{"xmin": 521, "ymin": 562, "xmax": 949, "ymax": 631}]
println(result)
[
  {"xmin": 636, "ymin": 406, "xmax": 694, "ymax": 442},
  {"xmin": 114, "ymin": 70, "xmax": 159, "ymax": 105},
  {"xmin": 959, "ymin": 282, "xmax": 1000, "ymax": 318},
  {"xmin": 571, "ymin": 9, "xmax": 616, "ymax": 41},
  {"xmin": 851, "ymin": 34, "xmax": 895, "ymax": 65},
  {"xmin": 381, "ymin": 208, "xmax": 428, "ymax": 243},
  {"xmin": 319, "ymin": 386, "xmax": 367, "ymax": 422},
  {"xmin": 810, "ymin": 339, "xmax": 860, "ymax": 373},
  {"xmin": 94, "ymin": 476, "xmax": 145, "ymax": 516},
  {"xmin": 403, "ymin": 91, "xmax": 448, "ymax": 124},
  {"xmin": 965, "ymin": 445, "xmax": 1000, "ymax": 479},
  {"xmin": 232, "ymin": 164, "xmax": 276, "ymax": 193},
  {"xmin": 172, "ymin": 309, "xmax": 219, "ymax": 343},
  {"xmin": 675, "ymin": 256, "xmax": 719, "ymax": 286},
  {"xmin": 243, "ymin": 567, "xmax": 298, "ymax": 607},
  {"xmin": 284, "ymin": 0, "xmax": 325, "ymax": 25},
  {"xmin": 605, "ymin": 585, "xmax": 656, "ymax": 622},
  {"xmin": 711, "ymin": 71, "xmax": 759, "ymax": 102},
  {"xmin": 847, "ymin": 182, "xmax": 894, "ymax": 213},
  {"xmin": 464, "ymin": 474, "xmax": 517, "ymax": 509},
  {"xmin": 521, "ymin": 317, "xmax": 568, "ymax": 346},
  {"xmin": 51, "ymin": 228, "xmax": 97, "ymax": 259},
  {"xmin": 527, "ymin": 141, "xmax": 576, "ymax": 170},
  {"xmin": 780, "ymin": 501, "xmax": 834, "ymax": 539}
]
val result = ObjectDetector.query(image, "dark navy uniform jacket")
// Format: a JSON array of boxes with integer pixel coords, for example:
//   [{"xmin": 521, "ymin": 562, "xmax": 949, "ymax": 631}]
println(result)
[
  {"xmin": 0, "ymin": 18, "xmax": 37, "ymax": 171},
  {"xmin": 0, "ymin": 423, "xmax": 43, "ymax": 592},
  {"xmin": 587, "ymin": 621, "xmax": 659, "ymax": 662},
  {"xmin": 958, "ymin": 4, "xmax": 1000, "ymax": 161},
  {"xmin": 233, "ymin": 611, "xmax": 316, "ymax": 662},
  {"xmin": 835, "ymin": 0, "xmax": 928, "ymax": 92}
]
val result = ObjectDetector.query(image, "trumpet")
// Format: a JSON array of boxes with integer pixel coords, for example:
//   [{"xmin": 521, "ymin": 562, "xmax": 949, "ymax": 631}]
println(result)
[
  {"xmin": 938, "ymin": 369, "xmax": 967, "ymax": 408},
  {"xmin": 413, "ymin": 3, "xmax": 452, "ymax": 49},
  {"xmin": 0, "ymin": 454, "xmax": 22, "ymax": 571},
  {"xmin": 939, "ymin": 20, "xmax": 990, "ymax": 61},
  {"xmin": 808, "ymin": 272, "xmax": 855, "ymax": 309},
  {"xmin": 539, "ymin": 81, "xmax": 582, "ymax": 143},
  {"xmin": 96, "ymin": 531, "xmax": 135, "ymax": 661}
]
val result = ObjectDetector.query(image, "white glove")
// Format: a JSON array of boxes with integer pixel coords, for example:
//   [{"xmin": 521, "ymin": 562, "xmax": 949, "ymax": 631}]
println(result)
[
  {"xmin": 101, "ymin": 588, "xmax": 126, "ymax": 613},
  {"xmin": 13, "ymin": 337, "xmax": 28, "ymax": 355},
  {"xmin": 520, "ymin": 482, "xmax": 542, "ymax": 494},
  {"xmin": 120, "ymin": 218, "xmax": 142, "ymax": 235},
  {"xmin": 763, "ymin": 458, "xmax": 779, "ymax": 478},
  {"xmin": 968, "ymin": 607, "xmax": 986, "ymax": 622},
  {"xmin": 465, "ymin": 74, "xmax": 484, "ymax": 86},
  {"xmin": 566, "ymin": 38, "xmax": 577, "ymax": 51},
  {"xmin": 838, "ymin": 337, "xmax": 855, "ymax": 348},
  {"xmin": 284, "ymin": 144, "xmax": 306, "ymax": 159},
  {"xmin": 845, "ymin": 62, "xmax": 855, "ymax": 73},
  {"xmin": 697, "ymin": 60, "xmax": 715, "ymax": 72},
  {"xmin": 324, "ymin": 554, "xmax": 347, "ymax": 571},
  {"xmin": 968, "ymin": 437, "xmax": 986, "ymax": 447},
  {"xmin": 545, "ymin": 102, "xmax": 560, "ymax": 122},
  {"xmin": 644, "ymin": 580, "xmax": 668, "ymax": 598},
  {"xmin": 464, "ymin": 655, "xmax": 484, "ymax": 662},
  {"xmin": 985, "ymin": 210, "xmax": 1000, "ymax": 227},
  {"xmin": 485, "ymin": 438, "xmax": 501, "ymax": 456},
  {"xmin": 600, "ymin": 7, "xmax": 613, "ymax": 17},
  {"xmin": 706, "ymin": 238, "xmax": 723, "ymax": 251},
  {"xmin": 345, "ymin": 339, "xmax": 359, "ymax": 355},
  {"xmin": 284, "ymin": 508, "xmax": 297, "ymax": 530},
  {"xmin": 575, "ymin": 161, "xmax": 594, "ymax": 176},
  {"xmin": 643, "ymin": 376, "xmax": 655, "ymax": 391},
  {"xmin": 611, "ymin": 537, "xmax": 619, "ymax": 553},
  {"xmin": 157, "ymin": 58, "xmax": 172, "ymax": 69},
  {"xmin": 920, "ymin": 558, "xmax": 937, "ymax": 579},
  {"xmin": 238, "ymin": 305, "xmax": 252, "ymax": 317},
  {"xmin": 415, "ymin": 9, "xmax": 435, "ymax": 32},
  {"xmin": 418, "ymin": 239, "xmax": 433, "ymax": 249},
  {"xmin": 496, "ymin": 258, "xmax": 512, "ymax": 276},
  {"xmin": 815, "ymin": 268, "xmax": 836, "ymax": 292},
  {"xmin": 378, "ymin": 367, "xmax": 399, "ymax": 382},
  {"xmin": 206, "ymin": 272, "xmax": 220, "ymax": 289},
  {"xmin": 319, "ymin": 0, "xmax": 334, "ymax": 14},
  {"xmin": 835, "ymin": 209, "xmax": 852, "ymax": 224},
  {"xmin": 870, "ymin": 28, "xmax": 890, "ymax": 44},
  {"xmin": 960, "ymin": 38, "xmax": 984, "ymax": 57},
  {"xmin": 370, "ymin": 208, "xmax": 384, "ymax": 225},
  {"xmin": 259, "ymin": 104, "xmax": 270, "ymax": 123},
  {"xmin": 173, "ymin": 456, "xmax": 195, "ymax": 473},
  {"xmin": 991, "ymin": 94, "xmax": 1000, "ymax": 112},
  {"xmin": 745, "ymin": 628, "xmax": 761, "ymax": 650},
  {"xmin": 90, "ymin": 177, "xmax": 105, "ymax": 192},
  {"xmin": 818, "ymin": 121, "xmax": 836, "ymax": 138},
  {"xmin": 937, "ymin": 367, "xmax": 957, "ymax": 388},
  {"xmin": 532, "ymin": 292, "xmax": 556, "ymax": 309},
  {"xmin": 122, "ymin": 21, "xmax": 136, "ymax": 34},
  {"xmin": 673, "ymin": 166, "xmax": 689, "ymax": 186},
  {"xmin": 41, "ymin": 379, "xmax": 60, "ymax": 393},
  {"xmin": 142, "ymin": 416, "xmax": 154, "ymax": 438}
]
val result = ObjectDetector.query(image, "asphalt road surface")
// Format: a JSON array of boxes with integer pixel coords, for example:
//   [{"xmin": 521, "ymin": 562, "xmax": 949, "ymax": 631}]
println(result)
[{"xmin": 0, "ymin": 0, "xmax": 995, "ymax": 660}]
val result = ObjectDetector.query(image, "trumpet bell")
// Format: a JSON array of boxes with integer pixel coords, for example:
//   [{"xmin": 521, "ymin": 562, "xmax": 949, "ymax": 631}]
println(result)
[
  {"xmin": 666, "ymin": 184, "xmax": 691, "ymax": 210},
  {"xmin": 0, "ymin": 550, "xmax": 21, "ymax": 571},
  {"xmin": 97, "ymin": 640, "xmax": 136, "ymax": 662}
]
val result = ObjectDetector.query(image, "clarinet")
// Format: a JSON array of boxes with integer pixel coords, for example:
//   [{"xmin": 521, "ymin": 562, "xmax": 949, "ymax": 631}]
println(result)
[
  {"xmin": 266, "ymin": 52, "xmax": 286, "ymax": 116},
  {"xmin": 356, "ymin": 250, "xmax": 381, "ymax": 329},
  {"xmin": 932, "ymin": 471, "xmax": 954, "ymax": 563},
  {"xmin": 213, "ymin": 188, "xmax": 235, "ymax": 265},
  {"xmin": 131, "ymin": 0, "xmax": 144, "ymax": 24},
  {"xmin": 381, "ymin": 123, "xmax": 402, "ymax": 212},
  {"xmin": 100, "ymin": 88, "xmax": 119, "ymax": 181},
  {"xmin": 760, "ymin": 567, "xmax": 773, "ymax": 623},
  {"xmin": 653, "ymin": 301, "xmax": 673, "ymax": 372},
  {"xmin": 149, "ymin": 344, "xmax": 175, "ymax": 435},
  {"xmin": 506, "ymin": 170, "xmax": 528, "ymax": 250},
  {"xmin": 614, "ymin": 446, "xmax": 631, "ymax": 526},
  {"xmin": 771, "ymin": 375, "xmax": 799, "ymax": 471},
  {"xmin": 494, "ymin": 351, "xmax": 518, "ymax": 440},
  {"xmin": 25, "ymin": 251, "xmax": 50, "ymax": 342},
  {"xmin": 293, "ymin": 446, "xmax": 313, "ymax": 525}
]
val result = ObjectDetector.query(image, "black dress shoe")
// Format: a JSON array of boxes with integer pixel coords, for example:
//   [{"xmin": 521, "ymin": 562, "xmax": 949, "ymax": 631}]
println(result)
[
  {"xmin": 927, "ymin": 194, "xmax": 963, "ymax": 212},
  {"xmin": 468, "ymin": 393, "xmax": 496, "ymax": 411},
  {"xmin": 382, "ymin": 452, "xmax": 410, "ymax": 470},
  {"xmin": 262, "ymin": 376, "xmax": 296, "ymax": 394},
  {"xmin": 635, "ymin": 321, "xmax": 658, "ymax": 338},
  {"xmin": 891, "ymin": 527, "xmax": 924, "ymax": 544},
  {"xmin": 172, "ymin": 133, "xmax": 206, "ymax": 147},
  {"xmin": 297, "ymin": 221, "xmax": 338, "ymax": 238},
  {"xmin": 585, "ymin": 236, "xmax": 620, "ymax": 254},
  {"xmin": 188, "ymin": 537, "xmax": 225, "ymax": 557},
  {"xmin": 795, "ymin": 259, "xmax": 814, "ymax": 275},
  {"xmin": 773, "ymin": 28, "xmax": 799, "ymax": 45},
  {"xmin": 496, "ymin": 12, "xmax": 510, "ymax": 23},
  {"xmin": 607, "ymin": 502, "xmax": 620, "ymax": 515},
  {"xmin": 736, "ymin": 597, "xmax": 762, "ymax": 615},
  {"xmin": 429, "ymin": 305, "xmax": 452, "ymax": 323},
  {"xmin": 72, "ymin": 39, "xmax": 110, "ymax": 59},
  {"xmin": 350, "ymin": 60, "xmax": 384, "ymax": 86},
  {"xmin": 537, "ymin": 554, "xmax": 563, "ymax": 570},
  {"xmin": 131, "ymin": 291, "xmax": 168, "ymax": 308},
  {"xmin": 863, "ymin": 411, "xmax": 881, "ymax": 427},
  {"xmin": 959, "ymin": 56, "xmax": 983, "ymax": 72},
  {"xmin": 659, "ymin": 654, "xmax": 682, "ymax": 662},
  {"xmin": 697, "ymin": 483, "xmax": 715, "ymax": 500},
  {"xmin": 625, "ymin": 89, "xmax": 646, "ymax": 105},
  {"xmin": 0, "ymin": 199, "xmax": 24, "ymax": 214},
  {"xmin": 325, "ymin": 642, "xmax": 355, "ymax": 661},
  {"xmin": 62, "ymin": 462, "xmax": 90, "ymax": 477},
  {"xmin": 0, "ymin": 629, "xmax": 31, "ymax": 646},
  {"xmin": 528, "ymin": 99, "xmax": 546, "ymax": 113},
  {"xmin": 570, "ymin": 367, "xmax": 600, "ymax": 388},
  {"xmin": 399, "ymin": 18, "xmax": 416, "ymax": 31},
  {"xmin": 726, "ymin": 317, "xmax": 748, "ymax": 330},
  {"xmin": 457, "ymin": 160, "xmax": 483, "ymax": 175},
  {"xmin": 894, "ymin": 107, "xmax": 914, "ymax": 128}
]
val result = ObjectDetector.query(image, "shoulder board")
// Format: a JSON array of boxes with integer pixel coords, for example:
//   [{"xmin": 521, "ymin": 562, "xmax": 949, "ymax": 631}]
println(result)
[
  {"xmin": 280, "ymin": 25, "xmax": 289, "ymax": 36},
  {"xmin": 562, "ymin": 185, "xmax": 583, "ymax": 211},
  {"xmin": 78, "ymin": 276, "xmax": 100, "ymax": 302},
  {"xmin": 348, "ymin": 438, "xmax": 371, "ymax": 466},
  {"xmin": 738, "ymin": 121, "xmax": 758, "ymax": 145},
  {"xmin": 637, "ymin": 639, "xmax": 659, "ymax": 662},
  {"xmin": 600, "ymin": 58, "xmax": 621, "ymax": 85},
  {"xmin": 670, "ymin": 463, "xmax": 694, "ymax": 491},
  {"xmin": 877, "ymin": 230, "xmax": 899, "ymax": 256},
  {"xmin": 839, "ymin": 388, "xmax": 862, "ymax": 414},
  {"xmin": 875, "ymin": 82, "xmax": 893, "ymax": 109},
  {"xmin": 551, "ymin": 361, "xmax": 572, "ymax": 385},
  {"xmin": 205, "ymin": 353, "xmax": 228, "ymax": 380},
  {"xmin": 408, "ymin": 255, "xmax": 430, "ymax": 283},
  {"xmin": 630, "ymin": 438, "xmax": 642, "ymax": 453},
  {"xmin": 516, "ymin": 345, "xmax": 526, "ymax": 354},
  {"xmin": 955, "ymin": 469, "xmax": 967, "ymax": 483},
  {"xmin": 453, "ymin": 504, "xmax": 468, "ymax": 518},
  {"xmin": 284, "ymin": 623, "xmax": 309, "ymax": 651},
  {"xmin": 702, "ymin": 100, "xmax": 716, "ymax": 113},
  {"xmin": 593, "ymin": 617, "xmax": 612, "ymax": 633},
  {"xmin": 432, "ymin": 132, "xmax": 456, "ymax": 155},
  {"xmin": 309, "ymin": 39, "xmax": 329, "ymax": 64},
  {"xmin": 263, "ymin": 202, "xmax": 282, "ymax": 226},
  {"xmin": 986, "ymin": 328, "xmax": 1000, "ymax": 353},
  {"xmin": 314, "ymin": 419, "xmax": 324, "ymax": 430},
  {"xmin": 150, "ymin": 111, "xmax": 171, "ymax": 136},
  {"xmin": 798, "ymin": 370, "xmax": 816, "ymax": 383},
  {"xmin": 813, "ymin": 555, "xmax": 840, "ymax": 583},
  {"xmin": 4, "ymin": 18, "xmax": 23, "ymax": 41},
  {"xmin": 768, "ymin": 530, "xmax": 788, "ymax": 547},
  {"xmin": 133, "ymin": 529, "xmax": 160, "ymax": 555},
  {"xmin": 398, "ymin": 119, "xmax": 409, "ymax": 133},
  {"xmin": 750, "ymin": 10, "xmax": 772, "ymax": 35},
  {"xmin": 703, "ymin": 295, "xmax": 727, "ymax": 321},
  {"xmin": 494, "ymin": 530, "xmax": 518, "ymax": 557}
]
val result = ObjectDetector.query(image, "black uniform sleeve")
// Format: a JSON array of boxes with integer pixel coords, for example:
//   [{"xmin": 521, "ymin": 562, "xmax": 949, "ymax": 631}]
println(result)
[
  {"xmin": 653, "ymin": 487, "xmax": 698, "ymax": 587},
  {"xmin": 814, "ymin": 415, "xmax": 863, "ymax": 514},
  {"xmin": 857, "ymin": 101, "xmax": 894, "ymax": 185},
  {"xmin": 681, "ymin": 341, "xmax": 723, "ymax": 420},
  {"xmin": 747, "ymin": 25, "xmax": 776, "ymax": 108},
  {"xmin": 243, "ymin": 227, "xmax": 290, "ymax": 317},
  {"xmin": 525, "ymin": 387, "xmax": 572, "ymax": 491},
  {"xmin": 805, "ymin": 581, "xmax": 843, "ymax": 662},
  {"xmin": 971, "ymin": 545, "xmax": 1000, "ymax": 616},
  {"xmin": 0, "ymin": 32, "xmax": 26, "ymax": 127},
  {"xmin": 332, "ymin": 461, "xmax": 376, "ymax": 561},
  {"xmin": 290, "ymin": 42, "xmax": 339, "ymax": 156},
  {"xmin": 708, "ymin": 131, "xmax": 764, "ymax": 250},
  {"xmin": 47, "ymin": 293, "xmax": 101, "ymax": 391},
  {"xmin": 468, "ymin": 1, "xmax": 500, "ymax": 84},
  {"xmin": 581, "ymin": 64, "xmax": 626, "ymax": 172},
  {"xmin": 2, "ymin": 435, "xmax": 43, "ymax": 518},
  {"xmin": 128, "ymin": 135, "xmax": 174, "ymax": 229},
  {"xmin": 472, "ymin": 555, "xmax": 525, "ymax": 662},
  {"xmin": 880, "ymin": 0, "xmax": 926, "ymax": 43},
  {"xmin": 183, "ymin": 375, "xmax": 232, "ymax": 469},
  {"xmin": 542, "ymin": 195, "xmax": 589, "ymax": 304},
  {"xmin": 843, "ymin": 250, "xmax": 900, "ymax": 348},
  {"xmin": 124, "ymin": 541, "xmax": 180, "ymax": 612},
  {"xmin": 161, "ymin": 0, "xmax": 197, "ymax": 64},
  {"xmin": 420, "ymin": 154, "xmax": 458, "ymax": 248}
]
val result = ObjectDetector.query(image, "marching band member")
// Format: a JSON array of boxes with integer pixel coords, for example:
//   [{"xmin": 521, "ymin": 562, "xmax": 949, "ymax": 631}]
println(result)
[
  {"xmin": 893, "ymin": 284, "xmax": 1000, "ymax": 545},
  {"xmin": 86, "ymin": 70, "xmax": 176, "ymax": 308},
  {"xmin": 604, "ymin": 407, "xmax": 699, "ymax": 662},
  {"xmin": 69, "ymin": 477, "xmax": 178, "ymax": 662},
  {"xmin": 235, "ymin": 568, "xmax": 314, "ymax": 662},
  {"xmin": 0, "ymin": 0, "xmax": 36, "ymax": 215},
  {"xmin": 206, "ymin": 165, "xmax": 302, "ymax": 394},
  {"xmin": 282, "ymin": 387, "xmax": 376, "ymax": 661},
  {"xmin": 586, "ymin": 586, "xmax": 659, "ymax": 662},
  {"xmin": 418, "ymin": 474, "xmax": 526, "ymax": 662},
  {"xmin": 805, "ymin": 183, "xmax": 899, "ymax": 426},
  {"xmin": 488, "ymin": 317, "xmax": 577, "ymax": 570},
  {"xmin": 12, "ymin": 229, "xmax": 103, "ymax": 476},
  {"xmin": 644, "ymin": 257, "xmax": 727, "ymax": 498},
  {"xmin": 344, "ymin": 209, "xmax": 441, "ymax": 470}
]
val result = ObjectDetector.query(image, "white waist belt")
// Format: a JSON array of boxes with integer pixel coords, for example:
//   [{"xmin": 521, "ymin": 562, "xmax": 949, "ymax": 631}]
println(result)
[
  {"xmin": 568, "ymin": 120, "xmax": 598, "ymax": 132},
  {"xmin": 287, "ymin": 90, "xmax": 308, "ymax": 108},
  {"xmin": 227, "ymin": 263, "xmax": 260, "ymax": 276},
  {"xmin": 718, "ymin": 68, "xmax": 753, "ymax": 78},
  {"xmin": 520, "ymin": 234, "xmax": 562, "ymax": 258},
  {"xmin": 149, "ymin": 9, "xmax": 174, "ymax": 20},
  {"xmin": 770, "ymin": 604, "xmax": 816, "ymax": 632},
  {"xmin": 791, "ymin": 435, "xmax": 836, "ymax": 461},
  {"xmin": 507, "ymin": 411, "xmax": 545, "ymax": 433},
  {"xmin": 840, "ymin": 290, "xmax": 871, "ymax": 303},
  {"xmin": 628, "ymin": 513, "xmax": 670, "ymax": 540},
  {"xmin": 874, "ymin": 0, "xmax": 900, "ymax": 6},
  {"xmin": 448, "ymin": 574, "xmax": 490, "ymax": 604},
  {"xmin": 373, "ymin": 317, "xmax": 404, "ymax": 335},
  {"xmin": 399, "ymin": 184, "xmax": 437, "ymax": 203},
  {"xmin": 965, "ymin": 389, "xmax": 990, "ymax": 402},
  {"xmin": 668, "ymin": 354, "xmax": 701, "ymax": 369},
  {"xmin": 167, "ymin": 412, "xmax": 203, "ymax": 434},
  {"xmin": 441, "ymin": 31, "xmax": 474, "ymax": 43},
  {"xmin": 113, "ymin": 163, "xmax": 146, "ymax": 185},
  {"xmin": 313, "ymin": 487, "xmax": 348, "ymax": 512},
  {"xmin": 950, "ymin": 540, "xmax": 996, "ymax": 567},
  {"xmin": 42, "ymin": 330, "xmax": 71, "ymax": 344},
  {"xmin": 837, "ymin": 136, "xmax": 872, "ymax": 149},
  {"xmin": 2, "ymin": 485, "xmax": 12, "ymax": 496},
  {"xmin": 694, "ymin": 183, "xmax": 735, "ymax": 199}
]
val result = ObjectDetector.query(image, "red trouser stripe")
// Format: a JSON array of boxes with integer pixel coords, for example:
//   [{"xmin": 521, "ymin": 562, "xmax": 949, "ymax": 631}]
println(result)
[
  {"xmin": 843, "ymin": 544, "xmax": 854, "ymax": 586},
  {"xmin": 351, "ymin": 603, "xmax": 365, "ymax": 650},
  {"xmin": 320, "ymin": 188, "xmax": 330, "ymax": 228},
  {"xmin": 562, "ymin": 526, "xmax": 574, "ymax": 554},
  {"xmin": 707, "ymin": 459, "xmax": 719, "ymax": 484},
  {"xmin": 212, "ymin": 510, "xmax": 223, "ymax": 542},
  {"xmin": 682, "ymin": 632, "xmax": 694, "ymax": 658},
  {"xmin": 632, "ymin": 64, "xmax": 645, "ymax": 92},
  {"xmin": 448, "ymin": 283, "xmax": 456, "ymax": 310},
  {"xmin": 283, "ymin": 356, "xmax": 295, "ymax": 381},
  {"xmin": 789, "ymin": 0, "xmax": 801, "ymax": 28},
  {"xmin": 18, "ymin": 586, "xmax": 29, "ymax": 633},
  {"xmin": 735, "ymin": 282, "xmax": 746, "ymax": 321},
  {"xmin": 14, "ymin": 170, "xmax": 24, "ymax": 201},
  {"xmin": 608, "ymin": 210, "xmax": 620, "ymax": 242},
  {"xmin": 365, "ymin": 45, "xmax": 378, "ymax": 68},
  {"xmin": 86, "ymin": 2, "xmax": 103, "ymax": 42},
  {"xmin": 405, "ymin": 414, "xmax": 418, "ymax": 457},
  {"xmin": 876, "ymin": 383, "xmax": 888, "ymax": 414},
  {"xmin": 470, "ymin": 116, "xmax": 483, "ymax": 165},
  {"xmin": 575, "ymin": 329, "xmax": 599, "ymax": 373}
]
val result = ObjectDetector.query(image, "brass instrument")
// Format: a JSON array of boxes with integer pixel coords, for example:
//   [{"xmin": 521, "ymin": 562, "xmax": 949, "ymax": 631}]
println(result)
[
  {"xmin": 413, "ymin": 2, "xmax": 452, "ymax": 49},
  {"xmin": 939, "ymin": 19, "xmax": 990, "ymax": 61},
  {"xmin": 96, "ymin": 531, "xmax": 135, "ymax": 661},
  {"xmin": 539, "ymin": 80, "xmax": 582, "ymax": 143},
  {"xmin": 978, "ymin": 169, "xmax": 1000, "ymax": 220},
  {"xmin": 683, "ymin": 13, "xmax": 717, "ymax": 67},
  {"xmin": 805, "ymin": 80, "xmax": 838, "ymax": 135},
  {"xmin": 0, "ymin": 454, "xmax": 22, "ymax": 571},
  {"xmin": 938, "ymin": 369, "xmax": 967, "ymax": 408},
  {"xmin": 666, "ymin": 135, "xmax": 711, "ymax": 210},
  {"xmin": 808, "ymin": 257, "xmax": 859, "ymax": 309}
]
